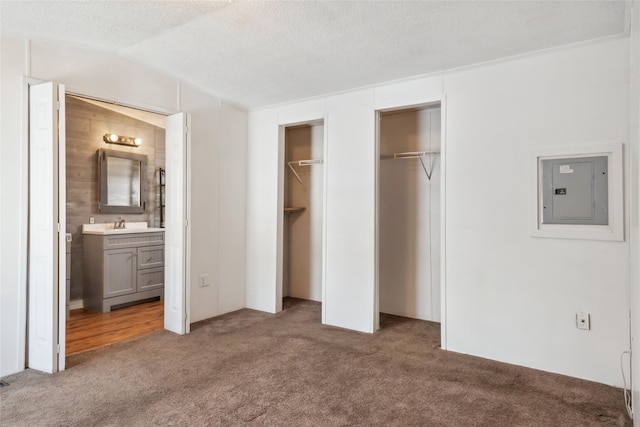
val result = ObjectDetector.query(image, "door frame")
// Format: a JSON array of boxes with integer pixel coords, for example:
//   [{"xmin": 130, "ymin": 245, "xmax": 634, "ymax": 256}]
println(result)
[
  {"xmin": 276, "ymin": 116, "xmax": 328, "ymax": 323},
  {"xmin": 24, "ymin": 81, "xmax": 191, "ymax": 372},
  {"xmin": 373, "ymin": 96, "xmax": 448, "ymax": 349}
]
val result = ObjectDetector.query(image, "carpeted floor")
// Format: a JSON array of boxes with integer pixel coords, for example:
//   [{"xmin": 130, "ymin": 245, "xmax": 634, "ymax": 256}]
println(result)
[{"xmin": 0, "ymin": 299, "xmax": 631, "ymax": 426}]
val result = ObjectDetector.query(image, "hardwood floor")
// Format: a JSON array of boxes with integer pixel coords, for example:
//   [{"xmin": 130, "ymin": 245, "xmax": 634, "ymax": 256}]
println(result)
[{"xmin": 66, "ymin": 300, "xmax": 164, "ymax": 356}]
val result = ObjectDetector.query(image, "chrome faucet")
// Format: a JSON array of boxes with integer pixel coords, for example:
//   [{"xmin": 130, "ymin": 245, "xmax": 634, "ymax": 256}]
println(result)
[{"xmin": 114, "ymin": 218, "xmax": 126, "ymax": 229}]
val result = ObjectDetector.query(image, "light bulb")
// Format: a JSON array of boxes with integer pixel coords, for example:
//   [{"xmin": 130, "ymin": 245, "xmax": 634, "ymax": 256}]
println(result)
[
  {"xmin": 134, "ymin": 138, "xmax": 142, "ymax": 145},
  {"xmin": 109, "ymin": 134, "xmax": 119, "ymax": 142}
]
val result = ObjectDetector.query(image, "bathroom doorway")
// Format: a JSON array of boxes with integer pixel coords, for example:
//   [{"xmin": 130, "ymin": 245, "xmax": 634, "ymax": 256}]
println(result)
[
  {"xmin": 27, "ymin": 81, "xmax": 189, "ymax": 372},
  {"xmin": 64, "ymin": 95, "xmax": 167, "ymax": 355}
]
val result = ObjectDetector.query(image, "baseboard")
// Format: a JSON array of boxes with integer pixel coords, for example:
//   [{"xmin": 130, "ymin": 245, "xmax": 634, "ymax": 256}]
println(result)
[{"xmin": 69, "ymin": 299, "xmax": 84, "ymax": 310}]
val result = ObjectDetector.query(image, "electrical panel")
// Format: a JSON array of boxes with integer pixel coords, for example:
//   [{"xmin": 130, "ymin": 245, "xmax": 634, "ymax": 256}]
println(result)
[{"xmin": 541, "ymin": 156, "xmax": 608, "ymax": 225}]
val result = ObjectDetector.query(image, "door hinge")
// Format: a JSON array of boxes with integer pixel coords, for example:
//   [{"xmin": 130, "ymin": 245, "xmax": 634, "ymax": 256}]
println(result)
[
  {"xmin": 57, "ymin": 223, "xmax": 61, "ymax": 233},
  {"xmin": 184, "ymin": 126, "xmax": 190, "ymax": 134},
  {"xmin": 56, "ymin": 101, "xmax": 61, "ymax": 110},
  {"xmin": 56, "ymin": 344, "xmax": 60, "ymax": 354},
  {"xmin": 184, "ymin": 219, "xmax": 189, "ymax": 228}
]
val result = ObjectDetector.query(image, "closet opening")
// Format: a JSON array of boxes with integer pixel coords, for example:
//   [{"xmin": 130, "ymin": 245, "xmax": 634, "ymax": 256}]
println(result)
[
  {"xmin": 280, "ymin": 121, "xmax": 325, "ymax": 313},
  {"xmin": 377, "ymin": 103, "xmax": 441, "ymax": 328}
]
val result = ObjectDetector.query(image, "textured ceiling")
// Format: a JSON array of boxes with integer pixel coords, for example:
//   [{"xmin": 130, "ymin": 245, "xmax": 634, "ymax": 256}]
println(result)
[{"xmin": 0, "ymin": 1, "xmax": 629, "ymax": 109}]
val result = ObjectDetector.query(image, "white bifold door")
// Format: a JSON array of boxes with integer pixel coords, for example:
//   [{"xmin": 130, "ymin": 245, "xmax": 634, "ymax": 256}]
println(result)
[
  {"xmin": 164, "ymin": 112, "xmax": 191, "ymax": 334},
  {"xmin": 28, "ymin": 81, "xmax": 66, "ymax": 373}
]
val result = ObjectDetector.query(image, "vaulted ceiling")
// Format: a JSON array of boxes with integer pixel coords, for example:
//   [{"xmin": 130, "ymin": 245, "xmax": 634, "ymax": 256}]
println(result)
[{"xmin": 0, "ymin": 1, "xmax": 630, "ymax": 109}]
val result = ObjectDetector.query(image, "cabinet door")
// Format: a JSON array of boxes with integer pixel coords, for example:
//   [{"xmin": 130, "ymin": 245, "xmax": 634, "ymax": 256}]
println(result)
[
  {"xmin": 104, "ymin": 248, "xmax": 136, "ymax": 298},
  {"xmin": 137, "ymin": 267, "xmax": 164, "ymax": 292},
  {"xmin": 137, "ymin": 245, "xmax": 164, "ymax": 269}
]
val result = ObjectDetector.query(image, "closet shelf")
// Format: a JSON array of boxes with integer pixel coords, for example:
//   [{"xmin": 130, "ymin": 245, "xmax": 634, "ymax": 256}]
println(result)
[{"xmin": 284, "ymin": 206, "xmax": 307, "ymax": 213}]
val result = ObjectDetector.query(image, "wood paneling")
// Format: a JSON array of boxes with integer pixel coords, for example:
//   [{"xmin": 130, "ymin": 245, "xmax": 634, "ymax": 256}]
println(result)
[
  {"xmin": 65, "ymin": 300, "xmax": 164, "ymax": 356},
  {"xmin": 66, "ymin": 96, "xmax": 165, "ymax": 300}
]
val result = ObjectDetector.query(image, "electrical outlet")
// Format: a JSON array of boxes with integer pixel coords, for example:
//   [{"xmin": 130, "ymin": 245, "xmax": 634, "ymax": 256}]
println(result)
[
  {"xmin": 576, "ymin": 312, "xmax": 590, "ymax": 330},
  {"xmin": 199, "ymin": 274, "xmax": 211, "ymax": 287},
  {"xmin": 89, "ymin": 217, "xmax": 95, "ymax": 224}
]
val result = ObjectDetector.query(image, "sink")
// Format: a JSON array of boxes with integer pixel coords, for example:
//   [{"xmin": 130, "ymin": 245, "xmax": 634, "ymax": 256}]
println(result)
[{"xmin": 82, "ymin": 222, "xmax": 164, "ymax": 235}]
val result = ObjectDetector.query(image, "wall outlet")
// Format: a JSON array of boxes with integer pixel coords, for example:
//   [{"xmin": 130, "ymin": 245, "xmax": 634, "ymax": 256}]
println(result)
[
  {"xmin": 199, "ymin": 274, "xmax": 211, "ymax": 287},
  {"xmin": 89, "ymin": 217, "xmax": 95, "ymax": 224},
  {"xmin": 576, "ymin": 312, "xmax": 590, "ymax": 330}
]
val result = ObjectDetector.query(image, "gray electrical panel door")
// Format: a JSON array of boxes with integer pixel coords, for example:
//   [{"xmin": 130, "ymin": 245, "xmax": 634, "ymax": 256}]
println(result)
[{"xmin": 541, "ymin": 156, "xmax": 608, "ymax": 225}]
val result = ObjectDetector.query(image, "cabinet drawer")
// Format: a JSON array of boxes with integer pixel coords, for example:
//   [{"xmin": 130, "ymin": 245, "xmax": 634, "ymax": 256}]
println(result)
[
  {"xmin": 137, "ymin": 267, "xmax": 164, "ymax": 292},
  {"xmin": 102, "ymin": 232, "xmax": 164, "ymax": 250},
  {"xmin": 137, "ymin": 246, "xmax": 164, "ymax": 269}
]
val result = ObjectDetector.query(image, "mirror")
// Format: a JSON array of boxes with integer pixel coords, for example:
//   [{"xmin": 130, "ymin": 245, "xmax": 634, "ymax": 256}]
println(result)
[{"xmin": 98, "ymin": 149, "xmax": 148, "ymax": 213}]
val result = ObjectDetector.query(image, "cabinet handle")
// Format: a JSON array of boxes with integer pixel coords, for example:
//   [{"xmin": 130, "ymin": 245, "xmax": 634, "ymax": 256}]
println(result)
[{"xmin": 146, "ymin": 257, "xmax": 153, "ymax": 263}]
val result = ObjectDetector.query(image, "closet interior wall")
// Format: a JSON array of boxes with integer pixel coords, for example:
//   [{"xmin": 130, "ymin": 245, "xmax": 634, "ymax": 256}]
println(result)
[
  {"xmin": 283, "ymin": 124, "xmax": 324, "ymax": 301},
  {"xmin": 379, "ymin": 106, "xmax": 441, "ymax": 322}
]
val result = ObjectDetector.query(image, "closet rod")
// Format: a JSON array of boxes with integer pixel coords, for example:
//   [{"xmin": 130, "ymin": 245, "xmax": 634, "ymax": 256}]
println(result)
[
  {"xmin": 381, "ymin": 150, "xmax": 440, "ymax": 160},
  {"xmin": 381, "ymin": 150, "xmax": 439, "ymax": 180},
  {"xmin": 287, "ymin": 159, "xmax": 323, "ymax": 188}
]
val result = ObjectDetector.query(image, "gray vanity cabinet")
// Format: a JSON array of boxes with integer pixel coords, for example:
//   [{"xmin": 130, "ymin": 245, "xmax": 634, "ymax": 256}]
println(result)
[
  {"xmin": 83, "ymin": 231, "xmax": 164, "ymax": 312},
  {"xmin": 104, "ymin": 248, "xmax": 137, "ymax": 298}
]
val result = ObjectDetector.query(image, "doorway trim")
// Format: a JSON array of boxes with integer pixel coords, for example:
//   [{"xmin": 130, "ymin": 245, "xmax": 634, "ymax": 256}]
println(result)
[
  {"xmin": 373, "ymin": 96, "xmax": 448, "ymax": 349},
  {"xmin": 276, "ymin": 116, "xmax": 328, "ymax": 323}
]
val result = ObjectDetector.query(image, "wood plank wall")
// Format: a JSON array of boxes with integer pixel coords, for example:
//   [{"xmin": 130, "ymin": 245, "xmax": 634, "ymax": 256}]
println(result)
[{"xmin": 66, "ymin": 96, "xmax": 165, "ymax": 301}]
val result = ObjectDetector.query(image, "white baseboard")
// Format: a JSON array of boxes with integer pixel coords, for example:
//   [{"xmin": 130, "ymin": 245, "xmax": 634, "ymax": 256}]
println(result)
[{"xmin": 69, "ymin": 299, "xmax": 84, "ymax": 310}]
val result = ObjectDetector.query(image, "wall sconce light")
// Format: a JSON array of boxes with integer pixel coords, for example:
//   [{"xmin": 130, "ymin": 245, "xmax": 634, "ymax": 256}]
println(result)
[{"xmin": 103, "ymin": 133, "xmax": 142, "ymax": 147}]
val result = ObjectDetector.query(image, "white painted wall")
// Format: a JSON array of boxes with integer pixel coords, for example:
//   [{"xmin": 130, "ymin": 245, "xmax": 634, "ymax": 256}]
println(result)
[
  {"xmin": 0, "ymin": 36, "xmax": 247, "ymax": 376},
  {"xmin": 379, "ymin": 107, "xmax": 441, "ymax": 321},
  {"xmin": 444, "ymin": 38, "xmax": 629, "ymax": 387},
  {"xmin": 283, "ymin": 124, "xmax": 324, "ymax": 301},
  {"xmin": 630, "ymin": 0, "xmax": 640, "ymax": 419},
  {"xmin": 181, "ymin": 85, "xmax": 247, "ymax": 323},
  {"xmin": 0, "ymin": 36, "xmax": 29, "ymax": 377},
  {"xmin": 247, "ymin": 38, "xmax": 631, "ymax": 386},
  {"xmin": 245, "ymin": 108, "xmax": 280, "ymax": 313}
]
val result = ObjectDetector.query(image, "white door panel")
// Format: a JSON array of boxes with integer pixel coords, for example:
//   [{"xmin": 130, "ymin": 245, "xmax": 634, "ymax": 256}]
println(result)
[
  {"xmin": 164, "ymin": 112, "xmax": 190, "ymax": 334},
  {"xmin": 28, "ymin": 82, "xmax": 64, "ymax": 373}
]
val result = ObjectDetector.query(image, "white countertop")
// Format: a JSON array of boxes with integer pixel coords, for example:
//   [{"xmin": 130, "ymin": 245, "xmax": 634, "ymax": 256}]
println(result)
[{"xmin": 82, "ymin": 222, "xmax": 165, "ymax": 235}]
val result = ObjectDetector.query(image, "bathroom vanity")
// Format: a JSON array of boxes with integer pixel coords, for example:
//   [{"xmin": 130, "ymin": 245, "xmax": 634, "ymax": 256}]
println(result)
[{"xmin": 83, "ymin": 223, "xmax": 164, "ymax": 312}]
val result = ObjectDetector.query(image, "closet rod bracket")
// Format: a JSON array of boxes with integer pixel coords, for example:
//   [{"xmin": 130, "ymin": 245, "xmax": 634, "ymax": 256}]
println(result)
[{"xmin": 287, "ymin": 158, "xmax": 323, "ymax": 188}]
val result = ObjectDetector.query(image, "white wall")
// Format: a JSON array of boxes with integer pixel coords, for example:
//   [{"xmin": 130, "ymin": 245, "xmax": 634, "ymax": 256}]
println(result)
[
  {"xmin": 379, "ymin": 107, "xmax": 441, "ymax": 321},
  {"xmin": 284, "ymin": 124, "xmax": 324, "ymax": 301},
  {"xmin": 630, "ymin": 0, "xmax": 640, "ymax": 418},
  {"xmin": 0, "ymin": 36, "xmax": 248, "ymax": 376},
  {"xmin": 444, "ymin": 38, "xmax": 629, "ymax": 387},
  {"xmin": 0, "ymin": 36, "xmax": 29, "ymax": 378},
  {"xmin": 181, "ymin": 85, "xmax": 247, "ymax": 323},
  {"xmin": 245, "ymin": 108, "xmax": 280, "ymax": 313},
  {"xmin": 247, "ymin": 37, "xmax": 631, "ymax": 386}
]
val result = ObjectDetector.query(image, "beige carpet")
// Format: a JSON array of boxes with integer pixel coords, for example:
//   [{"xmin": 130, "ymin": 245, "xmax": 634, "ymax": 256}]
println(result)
[{"xmin": 0, "ymin": 299, "xmax": 630, "ymax": 426}]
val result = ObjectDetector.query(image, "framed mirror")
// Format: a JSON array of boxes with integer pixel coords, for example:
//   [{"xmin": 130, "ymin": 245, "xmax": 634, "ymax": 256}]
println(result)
[{"xmin": 98, "ymin": 149, "xmax": 148, "ymax": 213}]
